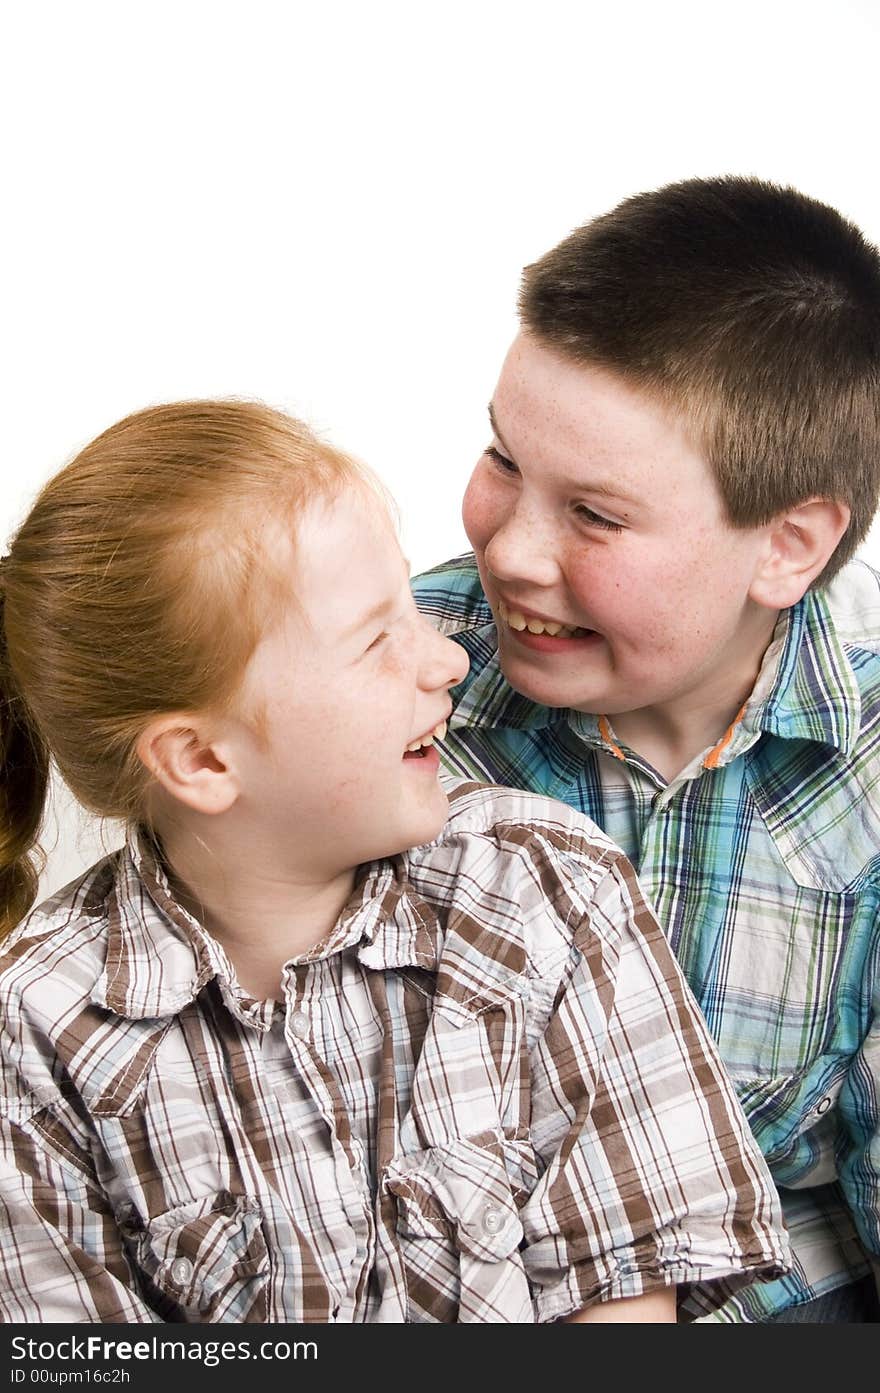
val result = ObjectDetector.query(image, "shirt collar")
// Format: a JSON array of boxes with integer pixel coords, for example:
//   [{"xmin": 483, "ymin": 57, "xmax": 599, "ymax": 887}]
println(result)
[
  {"xmin": 93, "ymin": 831, "xmax": 444, "ymax": 1023},
  {"xmin": 742, "ymin": 587, "xmax": 861, "ymax": 757},
  {"xmin": 449, "ymin": 593, "xmax": 861, "ymax": 759}
]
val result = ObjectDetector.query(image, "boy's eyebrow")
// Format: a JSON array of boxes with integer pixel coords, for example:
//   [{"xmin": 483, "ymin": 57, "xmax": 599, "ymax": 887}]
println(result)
[
  {"xmin": 487, "ymin": 402, "xmax": 517, "ymax": 460},
  {"xmin": 487, "ymin": 402, "xmax": 639, "ymax": 509}
]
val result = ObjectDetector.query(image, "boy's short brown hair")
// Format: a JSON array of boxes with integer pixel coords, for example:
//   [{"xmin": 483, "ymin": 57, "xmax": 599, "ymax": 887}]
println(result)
[{"xmin": 520, "ymin": 176, "xmax": 880, "ymax": 583}]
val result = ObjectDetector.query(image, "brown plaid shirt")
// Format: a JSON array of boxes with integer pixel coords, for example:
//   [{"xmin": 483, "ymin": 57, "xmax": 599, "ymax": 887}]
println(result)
[{"xmin": 0, "ymin": 782, "xmax": 789, "ymax": 1322}]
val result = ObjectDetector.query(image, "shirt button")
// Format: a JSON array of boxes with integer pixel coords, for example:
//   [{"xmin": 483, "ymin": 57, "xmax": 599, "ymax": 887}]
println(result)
[
  {"xmin": 290, "ymin": 1010, "xmax": 310, "ymax": 1039},
  {"xmin": 481, "ymin": 1205, "xmax": 506, "ymax": 1236},
  {"xmin": 816, "ymin": 1096, "xmax": 832, "ymax": 1115},
  {"xmin": 169, "ymin": 1257, "xmax": 193, "ymax": 1285}
]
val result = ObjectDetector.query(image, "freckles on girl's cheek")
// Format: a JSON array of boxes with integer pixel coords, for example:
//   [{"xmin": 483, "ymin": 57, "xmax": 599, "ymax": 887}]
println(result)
[{"xmin": 330, "ymin": 777, "xmax": 365, "ymax": 805}]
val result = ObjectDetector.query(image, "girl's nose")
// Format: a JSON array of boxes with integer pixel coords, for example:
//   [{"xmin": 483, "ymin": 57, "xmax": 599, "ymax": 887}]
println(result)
[{"xmin": 418, "ymin": 619, "xmax": 469, "ymax": 692}]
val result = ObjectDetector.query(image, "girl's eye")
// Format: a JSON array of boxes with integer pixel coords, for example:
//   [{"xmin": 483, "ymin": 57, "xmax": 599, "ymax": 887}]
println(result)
[
  {"xmin": 366, "ymin": 631, "xmax": 389, "ymax": 653},
  {"xmin": 572, "ymin": 503, "xmax": 624, "ymax": 533},
  {"xmin": 485, "ymin": 445, "xmax": 519, "ymax": 475}
]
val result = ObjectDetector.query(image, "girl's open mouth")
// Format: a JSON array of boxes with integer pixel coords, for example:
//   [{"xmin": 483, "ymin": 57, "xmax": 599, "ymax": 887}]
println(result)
[{"xmin": 402, "ymin": 719, "xmax": 447, "ymax": 760}]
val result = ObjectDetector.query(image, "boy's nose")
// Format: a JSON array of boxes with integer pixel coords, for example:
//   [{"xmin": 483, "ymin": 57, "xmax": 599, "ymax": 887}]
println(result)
[
  {"xmin": 418, "ymin": 620, "xmax": 469, "ymax": 691},
  {"xmin": 483, "ymin": 503, "xmax": 561, "ymax": 590}
]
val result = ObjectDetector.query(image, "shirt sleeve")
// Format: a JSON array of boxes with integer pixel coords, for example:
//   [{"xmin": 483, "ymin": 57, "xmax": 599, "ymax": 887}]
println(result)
[
  {"xmin": 518, "ymin": 851, "xmax": 791, "ymax": 1322},
  {"xmin": 836, "ymin": 960, "xmax": 880, "ymax": 1261},
  {"xmin": 0, "ymin": 1103, "xmax": 163, "ymax": 1322}
]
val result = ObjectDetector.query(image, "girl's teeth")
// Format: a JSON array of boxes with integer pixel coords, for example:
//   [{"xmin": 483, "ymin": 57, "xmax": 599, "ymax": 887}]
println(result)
[{"xmin": 405, "ymin": 720, "xmax": 447, "ymax": 754}]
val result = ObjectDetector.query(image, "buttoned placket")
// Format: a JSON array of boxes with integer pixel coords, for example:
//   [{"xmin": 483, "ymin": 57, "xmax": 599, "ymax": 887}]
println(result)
[
  {"xmin": 563, "ymin": 709, "xmax": 763, "ymax": 844},
  {"xmin": 279, "ymin": 958, "xmax": 378, "ymax": 1319}
]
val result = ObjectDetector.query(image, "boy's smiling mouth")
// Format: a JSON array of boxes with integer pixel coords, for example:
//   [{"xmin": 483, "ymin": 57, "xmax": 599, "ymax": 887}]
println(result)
[
  {"xmin": 496, "ymin": 598, "xmax": 599, "ymax": 649},
  {"xmin": 497, "ymin": 598, "xmax": 591, "ymax": 638}
]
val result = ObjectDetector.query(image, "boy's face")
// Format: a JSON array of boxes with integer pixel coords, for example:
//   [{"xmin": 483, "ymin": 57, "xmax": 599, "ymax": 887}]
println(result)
[
  {"xmin": 462, "ymin": 333, "xmax": 775, "ymax": 719},
  {"xmin": 232, "ymin": 488, "xmax": 468, "ymax": 876}
]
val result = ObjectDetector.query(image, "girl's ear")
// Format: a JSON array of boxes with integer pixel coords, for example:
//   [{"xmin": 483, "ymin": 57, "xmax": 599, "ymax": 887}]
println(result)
[
  {"xmin": 748, "ymin": 498, "xmax": 851, "ymax": 609},
  {"xmin": 135, "ymin": 715, "xmax": 240, "ymax": 815}
]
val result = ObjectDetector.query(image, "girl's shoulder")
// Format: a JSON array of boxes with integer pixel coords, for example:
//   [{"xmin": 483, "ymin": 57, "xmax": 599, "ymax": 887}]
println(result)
[
  {"xmin": 404, "ymin": 779, "xmax": 627, "ymax": 967},
  {"xmin": 0, "ymin": 851, "xmax": 122, "ymax": 1048}
]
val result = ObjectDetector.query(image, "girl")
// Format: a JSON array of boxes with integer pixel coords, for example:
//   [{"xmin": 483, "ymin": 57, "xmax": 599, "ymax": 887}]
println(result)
[{"xmin": 0, "ymin": 401, "xmax": 788, "ymax": 1321}]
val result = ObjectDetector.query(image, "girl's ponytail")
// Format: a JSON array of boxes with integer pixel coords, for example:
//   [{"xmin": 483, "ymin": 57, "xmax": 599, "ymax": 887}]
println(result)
[{"xmin": 0, "ymin": 582, "xmax": 49, "ymax": 940}]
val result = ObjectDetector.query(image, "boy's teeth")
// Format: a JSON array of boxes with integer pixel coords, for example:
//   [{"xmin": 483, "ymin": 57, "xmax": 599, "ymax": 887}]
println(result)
[{"xmin": 499, "ymin": 600, "xmax": 583, "ymax": 639}]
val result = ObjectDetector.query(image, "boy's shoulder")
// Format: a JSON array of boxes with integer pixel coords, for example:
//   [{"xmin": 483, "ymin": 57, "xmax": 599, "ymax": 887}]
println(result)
[
  {"xmin": 822, "ymin": 557, "xmax": 880, "ymax": 655},
  {"xmin": 411, "ymin": 552, "xmax": 492, "ymax": 635}
]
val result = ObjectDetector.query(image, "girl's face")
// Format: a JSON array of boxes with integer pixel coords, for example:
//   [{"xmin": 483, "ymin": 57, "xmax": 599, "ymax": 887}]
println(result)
[{"xmin": 228, "ymin": 487, "xmax": 468, "ymax": 877}]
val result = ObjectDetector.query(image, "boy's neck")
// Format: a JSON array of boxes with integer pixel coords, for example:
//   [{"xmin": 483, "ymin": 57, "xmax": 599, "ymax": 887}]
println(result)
[
  {"xmin": 611, "ymin": 700, "xmax": 744, "ymax": 784},
  {"xmin": 610, "ymin": 609, "xmax": 779, "ymax": 784},
  {"xmin": 156, "ymin": 819, "xmax": 357, "ymax": 1002}
]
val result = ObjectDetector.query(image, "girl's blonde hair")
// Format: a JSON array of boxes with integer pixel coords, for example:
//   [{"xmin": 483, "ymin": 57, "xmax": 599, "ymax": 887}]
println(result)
[{"xmin": 0, "ymin": 399, "xmax": 368, "ymax": 939}]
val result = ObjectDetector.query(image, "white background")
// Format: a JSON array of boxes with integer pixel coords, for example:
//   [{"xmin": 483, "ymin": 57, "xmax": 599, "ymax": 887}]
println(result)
[{"xmin": 4, "ymin": 0, "xmax": 880, "ymax": 896}]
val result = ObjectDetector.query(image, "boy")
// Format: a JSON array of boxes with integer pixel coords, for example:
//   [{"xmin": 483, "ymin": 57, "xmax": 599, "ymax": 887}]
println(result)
[
  {"xmin": 0, "ymin": 400, "xmax": 786, "ymax": 1321},
  {"xmin": 413, "ymin": 176, "xmax": 880, "ymax": 1322}
]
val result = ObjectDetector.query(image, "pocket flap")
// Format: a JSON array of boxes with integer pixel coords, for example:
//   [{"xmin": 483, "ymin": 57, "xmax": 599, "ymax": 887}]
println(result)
[
  {"xmin": 385, "ymin": 1132, "xmax": 525, "ymax": 1261},
  {"xmin": 119, "ymin": 1190, "xmax": 268, "ymax": 1321}
]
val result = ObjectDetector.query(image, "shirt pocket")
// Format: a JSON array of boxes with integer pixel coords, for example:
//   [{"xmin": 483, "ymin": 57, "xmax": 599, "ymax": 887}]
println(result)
[
  {"xmin": 736, "ymin": 1058, "xmax": 850, "ymax": 1180},
  {"xmin": 383, "ymin": 1130, "xmax": 536, "ymax": 1323},
  {"xmin": 119, "ymin": 1190, "xmax": 269, "ymax": 1322}
]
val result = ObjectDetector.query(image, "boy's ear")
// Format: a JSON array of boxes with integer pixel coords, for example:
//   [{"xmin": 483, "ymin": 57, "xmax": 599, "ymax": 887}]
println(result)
[
  {"xmin": 749, "ymin": 498, "xmax": 851, "ymax": 610},
  {"xmin": 135, "ymin": 716, "xmax": 240, "ymax": 815}
]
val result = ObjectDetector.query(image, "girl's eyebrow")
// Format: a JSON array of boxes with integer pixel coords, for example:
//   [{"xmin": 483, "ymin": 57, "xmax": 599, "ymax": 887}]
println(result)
[
  {"xmin": 339, "ymin": 596, "xmax": 393, "ymax": 642},
  {"xmin": 340, "ymin": 559, "xmax": 412, "ymax": 642}
]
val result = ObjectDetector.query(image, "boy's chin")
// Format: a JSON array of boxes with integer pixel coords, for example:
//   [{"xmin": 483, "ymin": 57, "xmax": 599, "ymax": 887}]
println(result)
[{"xmin": 500, "ymin": 650, "xmax": 612, "ymax": 713}]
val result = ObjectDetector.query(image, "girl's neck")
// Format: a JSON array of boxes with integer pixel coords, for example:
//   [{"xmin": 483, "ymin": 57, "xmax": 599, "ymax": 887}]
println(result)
[{"xmin": 155, "ymin": 815, "xmax": 357, "ymax": 1001}]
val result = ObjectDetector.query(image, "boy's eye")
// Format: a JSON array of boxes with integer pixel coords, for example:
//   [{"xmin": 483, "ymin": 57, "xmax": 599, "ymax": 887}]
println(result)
[
  {"xmin": 485, "ymin": 443, "xmax": 622, "ymax": 532},
  {"xmin": 485, "ymin": 445, "xmax": 518, "ymax": 475},
  {"xmin": 572, "ymin": 503, "xmax": 624, "ymax": 533},
  {"xmin": 366, "ymin": 631, "xmax": 389, "ymax": 652}
]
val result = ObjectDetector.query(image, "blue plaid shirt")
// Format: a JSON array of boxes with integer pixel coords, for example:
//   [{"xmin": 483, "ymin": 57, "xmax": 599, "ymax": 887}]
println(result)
[{"xmin": 413, "ymin": 552, "xmax": 880, "ymax": 1321}]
